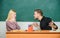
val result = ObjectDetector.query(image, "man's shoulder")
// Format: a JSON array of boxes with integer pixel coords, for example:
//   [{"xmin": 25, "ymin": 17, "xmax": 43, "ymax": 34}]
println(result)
[
  {"xmin": 44, "ymin": 16, "xmax": 52, "ymax": 23},
  {"xmin": 45, "ymin": 16, "xmax": 52, "ymax": 20}
]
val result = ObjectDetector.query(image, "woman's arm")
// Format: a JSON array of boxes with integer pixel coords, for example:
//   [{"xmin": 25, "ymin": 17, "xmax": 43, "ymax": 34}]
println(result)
[
  {"xmin": 6, "ymin": 21, "xmax": 16, "ymax": 31},
  {"xmin": 15, "ymin": 22, "xmax": 20, "ymax": 30}
]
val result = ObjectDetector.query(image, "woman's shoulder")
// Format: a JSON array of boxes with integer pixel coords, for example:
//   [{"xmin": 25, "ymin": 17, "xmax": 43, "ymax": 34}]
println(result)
[{"xmin": 6, "ymin": 20, "xmax": 12, "ymax": 24}]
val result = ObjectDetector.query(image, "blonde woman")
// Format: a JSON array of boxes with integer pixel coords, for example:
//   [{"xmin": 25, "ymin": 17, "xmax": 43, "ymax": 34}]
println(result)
[{"xmin": 6, "ymin": 9, "xmax": 20, "ymax": 31}]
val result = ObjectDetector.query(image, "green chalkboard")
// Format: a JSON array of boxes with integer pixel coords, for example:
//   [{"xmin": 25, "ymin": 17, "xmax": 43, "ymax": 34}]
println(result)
[{"xmin": 0, "ymin": 0, "xmax": 60, "ymax": 21}]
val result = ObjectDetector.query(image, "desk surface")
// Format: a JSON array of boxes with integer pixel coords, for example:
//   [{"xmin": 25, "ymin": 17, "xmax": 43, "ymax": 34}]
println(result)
[{"xmin": 6, "ymin": 30, "xmax": 60, "ymax": 34}]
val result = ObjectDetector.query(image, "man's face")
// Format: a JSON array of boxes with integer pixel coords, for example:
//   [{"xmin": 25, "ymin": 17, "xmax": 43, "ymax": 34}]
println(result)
[{"xmin": 34, "ymin": 11, "xmax": 39, "ymax": 19}]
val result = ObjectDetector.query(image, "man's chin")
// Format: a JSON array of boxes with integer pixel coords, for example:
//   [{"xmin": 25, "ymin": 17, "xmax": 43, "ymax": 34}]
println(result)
[{"xmin": 34, "ymin": 18, "xmax": 38, "ymax": 20}]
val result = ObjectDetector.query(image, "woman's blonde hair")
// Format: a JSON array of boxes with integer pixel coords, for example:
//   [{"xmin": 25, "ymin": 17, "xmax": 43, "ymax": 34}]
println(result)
[{"xmin": 6, "ymin": 9, "xmax": 16, "ymax": 21}]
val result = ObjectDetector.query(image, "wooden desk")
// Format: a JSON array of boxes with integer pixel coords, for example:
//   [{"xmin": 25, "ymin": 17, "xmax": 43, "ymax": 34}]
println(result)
[{"xmin": 6, "ymin": 30, "xmax": 60, "ymax": 38}]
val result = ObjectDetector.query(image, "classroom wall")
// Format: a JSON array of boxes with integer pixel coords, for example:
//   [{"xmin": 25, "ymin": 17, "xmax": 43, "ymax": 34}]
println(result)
[
  {"xmin": 0, "ymin": 0, "xmax": 60, "ymax": 21},
  {"xmin": 0, "ymin": 0, "xmax": 60, "ymax": 38},
  {"xmin": 0, "ymin": 21, "xmax": 60, "ymax": 31},
  {"xmin": 0, "ymin": 22, "xmax": 6, "ymax": 38},
  {"xmin": 0, "ymin": 21, "xmax": 60, "ymax": 38}
]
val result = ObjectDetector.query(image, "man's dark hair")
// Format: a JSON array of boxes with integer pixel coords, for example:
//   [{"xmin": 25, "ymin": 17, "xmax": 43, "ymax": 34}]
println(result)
[{"xmin": 34, "ymin": 9, "xmax": 43, "ymax": 16}]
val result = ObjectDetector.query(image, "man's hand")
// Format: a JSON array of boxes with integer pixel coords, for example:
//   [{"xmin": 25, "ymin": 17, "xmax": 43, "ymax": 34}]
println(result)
[
  {"xmin": 49, "ymin": 22, "xmax": 54, "ymax": 27},
  {"xmin": 31, "ymin": 22, "xmax": 40, "ymax": 30},
  {"xmin": 32, "ymin": 22, "xmax": 39, "ymax": 27},
  {"xmin": 49, "ymin": 22, "xmax": 58, "ymax": 30}
]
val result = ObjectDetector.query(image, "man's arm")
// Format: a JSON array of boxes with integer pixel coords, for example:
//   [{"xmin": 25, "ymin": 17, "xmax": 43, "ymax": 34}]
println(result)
[
  {"xmin": 49, "ymin": 21, "xmax": 58, "ymax": 30},
  {"xmin": 31, "ymin": 23, "xmax": 40, "ymax": 30}
]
